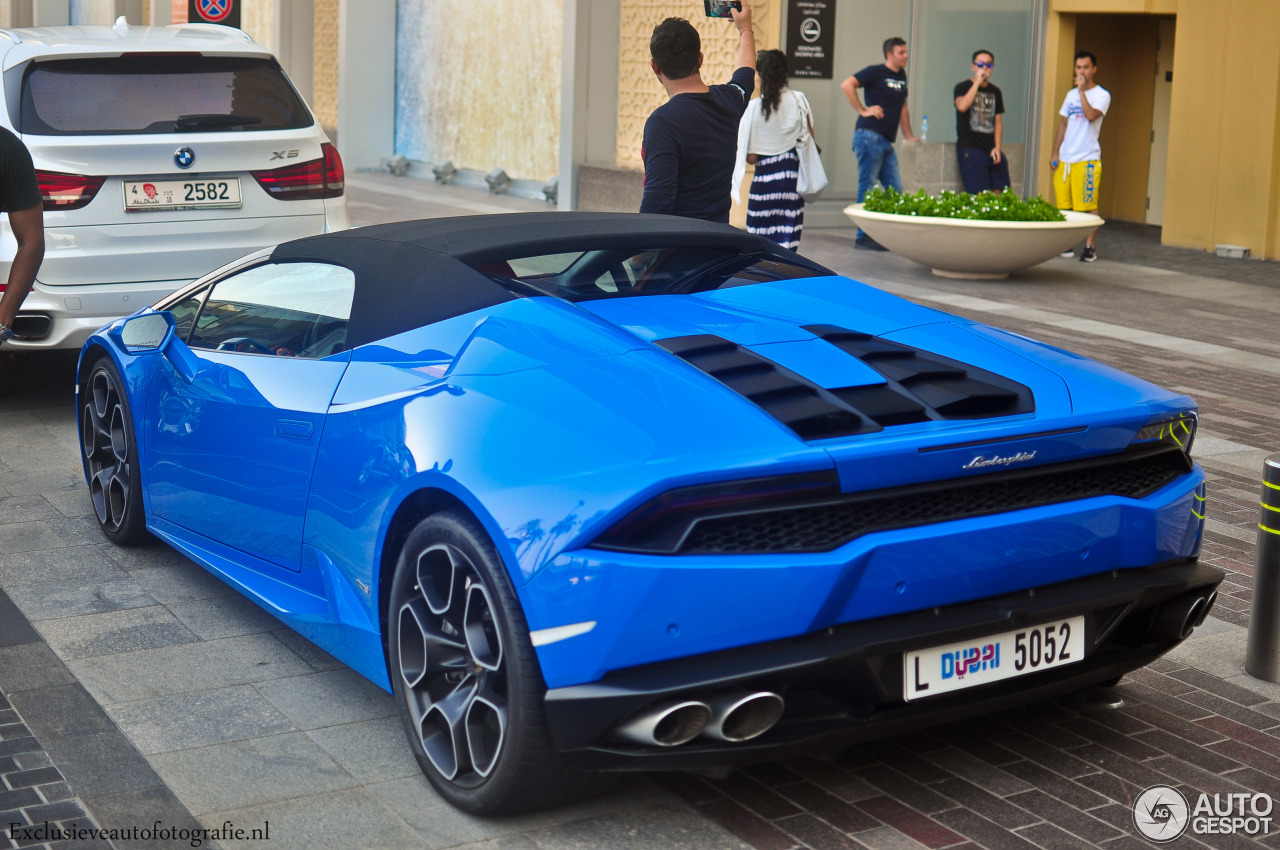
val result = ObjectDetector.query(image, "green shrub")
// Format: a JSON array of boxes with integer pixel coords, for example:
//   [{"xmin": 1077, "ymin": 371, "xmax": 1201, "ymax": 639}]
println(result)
[{"xmin": 862, "ymin": 187, "xmax": 1066, "ymax": 222}]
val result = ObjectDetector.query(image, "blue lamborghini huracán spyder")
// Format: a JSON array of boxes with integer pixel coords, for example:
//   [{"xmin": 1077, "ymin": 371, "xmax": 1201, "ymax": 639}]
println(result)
[{"xmin": 77, "ymin": 213, "xmax": 1220, "ymax": 813}]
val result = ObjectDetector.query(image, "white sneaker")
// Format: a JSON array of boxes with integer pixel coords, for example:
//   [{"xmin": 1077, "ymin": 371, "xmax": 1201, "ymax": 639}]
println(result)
[{"xmin": 1060, "ymin": 249, "xmax": 1076, "ymax": 259}]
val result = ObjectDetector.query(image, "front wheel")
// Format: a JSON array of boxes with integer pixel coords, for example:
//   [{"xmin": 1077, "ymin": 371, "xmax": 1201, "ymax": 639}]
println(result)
[
  {"xmin": 388, "ymin": 511, "xmax": 596, "ymax": 814},
  {"xmin": 80, "ymin": 358, "xmax": 148, "ymax": 545}
]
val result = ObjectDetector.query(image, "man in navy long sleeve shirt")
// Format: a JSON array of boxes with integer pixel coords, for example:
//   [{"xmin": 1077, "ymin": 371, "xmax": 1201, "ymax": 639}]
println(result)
[{"xmin": 639, "ymin": 4, "xmax": 756, "ymax": 223}]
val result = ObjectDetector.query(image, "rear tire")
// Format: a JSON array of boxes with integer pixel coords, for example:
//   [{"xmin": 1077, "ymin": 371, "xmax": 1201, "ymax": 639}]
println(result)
[
  {"xmin": 80, "ymin": 358, "xmax": 148, "ymax": 545},
  {"xmin": 387, "ymin": 510, "xmax": 597, "ymax": 814}
]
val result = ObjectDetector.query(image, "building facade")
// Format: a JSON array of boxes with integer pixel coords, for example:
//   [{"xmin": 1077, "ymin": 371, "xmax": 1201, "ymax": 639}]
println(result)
[{"xmin": 2, "ymin": 0, "xmax": 1278, "ymax": 257}]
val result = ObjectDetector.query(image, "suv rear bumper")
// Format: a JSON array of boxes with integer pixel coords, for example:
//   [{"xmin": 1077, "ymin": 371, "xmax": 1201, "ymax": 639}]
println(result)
[{"xmin": 8, "ymin": 280, "xmax": 187, "ymax": 350}]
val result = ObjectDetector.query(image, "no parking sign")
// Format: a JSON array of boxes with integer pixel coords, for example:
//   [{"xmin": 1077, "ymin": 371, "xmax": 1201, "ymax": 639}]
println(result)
[{"xmin": 187, "ymin": 0, "xmax": 240, "ymax": 27}]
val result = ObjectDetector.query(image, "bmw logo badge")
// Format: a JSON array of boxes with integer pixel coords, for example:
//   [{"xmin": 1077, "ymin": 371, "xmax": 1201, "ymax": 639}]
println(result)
[{"xmin": 174, "ymin": 146, "xmax": 195, "ymax": 169}]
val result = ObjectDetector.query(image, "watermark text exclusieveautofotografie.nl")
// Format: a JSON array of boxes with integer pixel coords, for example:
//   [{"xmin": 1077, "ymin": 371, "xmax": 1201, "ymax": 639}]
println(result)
[
  {"xmin": 1134, "ymin": 785, "xmax": 1274, "ymax": 842},
  {"xmin": 6, "ymin": 819, "xmax": 269, "ymax": 847}
]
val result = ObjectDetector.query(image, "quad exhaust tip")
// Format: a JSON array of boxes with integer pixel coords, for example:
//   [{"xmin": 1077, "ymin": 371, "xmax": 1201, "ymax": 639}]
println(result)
[
  {"xmin": 702, "ymin": 691, "xmax": 785, "ymax": 743},
  {"xmin": 1155, "ymin": 592, "xmax": 1213, "ymax": 642},
  {"xmin": 613, "ymin": 700, "xmax": 712, "ymax": 747}
]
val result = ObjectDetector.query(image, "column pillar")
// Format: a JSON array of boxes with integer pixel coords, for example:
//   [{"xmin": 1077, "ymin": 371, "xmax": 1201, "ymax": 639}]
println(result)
[{"xmin": 336, "ymin": 0, "xmax": 394, "ymax": 169}]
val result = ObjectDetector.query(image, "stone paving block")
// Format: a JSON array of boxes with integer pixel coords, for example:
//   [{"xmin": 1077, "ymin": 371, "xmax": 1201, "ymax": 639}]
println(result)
[
  {"xmin": 931, "ymin": 807, "xmax": 1041, "ymax": 850},
  {"xmin": 0, "ymin": 521, "xmax": 68, "ymax": 556},
  {"xmin": 0, "ymin": 644, "xmax": 74, "ymax": 694},
  {"xmin": 6, "ymin": 574, "xmax": 154, "ymax": 621},
  {"xmin": 252, "ymin": 667, "xmax": 397, "ymax": 730},
  {"xmin": 41, "ymin": 730, "xmax": 162, "ymax": 799},
  {"xmin": 8, "ymin": 684, "xmax": 115, "ymax": 742},
  {"xmin": 0, "ymin": 496, "xmax": 61, "ymax": 527},
  {"xmin": 124, "ymin": 562, "xmax": 238, "ymax": 605},
  {"xmin": 39, "ymin": 489, "xmax": 96, "ymax": 519},
  {"xmin": 365, "ymin": 772, "xmax": 673, "ymax": 849},
  {"xmin": 0, "ymin": 467, "xmax": 87, "ymax": 497},
  {"xmin": 43, "ymin": 515, "xmax": 108, "ymax": 548},
  {"xmin": 522, "ymin": 803, "xmax": 753, "ymax": 850},
  {"xmin": 305, "ymin": 716, "xmax": 421, "ymax": 785},
  {"xmin": 702, "ymin": 773, "xmax": 801, "ymax": 820},
  {"xmin": 773, "ymin": 782, "xmax": 880, "ymax": 834},
  {"xmin": 773, "ymin": 812, "xmax": 866, "ymax": 850},
  {"xmin": 148, "ymin": 731, "xmax": 359, "ymax": 815},
  {"xmin": 100, "ymin": 542, "xmax": 199, "ymax": 574},
  {"xmin": 88, "ymin": 785, "xmax": 211, "ymax": 850},
  {"xmin": 65, "ymin": 633, "xmax": 313, "ymax": 704},
  {"xmin": 777, "ymin": 758, "xmax": 879, "ymax": 804},
  {"xmin": 102, "ymin": 685, "xmax": 296, "ymax": 755},
  {"xmin": 0, "ymin": 545, "xmax": 123, "ymax": 590},
  {"xmin": 1164, "ymin": 627, "xmax": 1249, "ymax": 679},
  {"xmin": 166, "ymin": 595, "xmax": 283, "ymax": 641},
  {"xmin": 919, "ymin": 748, "xmax": 1031, "ymax": 798},
  {"xmin": 267, "ymin": 627, "xmax": 345, "ymax": 672},
  {"xmin": 198, "ymin": 787, "xmax": 429, "ymax": 850},
  {"xmin": 0, "ymin": 593, "xmax": 37, "ymax": 649},
  {"xmin": 33, "ymin": 605, "xmax": 199, "ymax": 660}
]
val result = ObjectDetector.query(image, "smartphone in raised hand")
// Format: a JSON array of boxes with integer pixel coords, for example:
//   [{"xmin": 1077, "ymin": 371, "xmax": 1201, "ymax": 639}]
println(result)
[{"xmin": 704, "ymin": 0, "xmax": 742, "ymax": 18}]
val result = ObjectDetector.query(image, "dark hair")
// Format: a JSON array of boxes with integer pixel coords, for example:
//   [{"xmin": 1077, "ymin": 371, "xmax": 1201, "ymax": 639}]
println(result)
[
  {"xmin": 972, "ymin": 49, "xmax": 994, "ymax": 63},
  {"xmin": 1074, "ymin": 50, "xmax": 1097, "ymax": 66},
  {"xmin": 650, "ymin": 18, "xmax": 701, "ymax": 80},
  {"xmin": 757, "ymin": 50, "xmax": 788, "ymax": 119},
  {"xmin": 883, "ymin": 37, "xmax": 906, "ymax": 58}
]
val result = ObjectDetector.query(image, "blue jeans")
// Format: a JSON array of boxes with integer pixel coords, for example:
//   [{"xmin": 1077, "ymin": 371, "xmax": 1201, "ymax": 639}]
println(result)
[
  {"xmin": 957, "ymin": 146, "xmax": 1011, "ymax": 194},
  {"xmin": 853, "ymin": 129, "xmax": 902, "ymax": 239}
]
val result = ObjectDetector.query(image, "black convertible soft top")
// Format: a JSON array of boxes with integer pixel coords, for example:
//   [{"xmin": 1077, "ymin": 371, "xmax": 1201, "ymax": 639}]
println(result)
[{"xmin": 269, "ymin": 213, "xmax": 806, "ymax": 349}]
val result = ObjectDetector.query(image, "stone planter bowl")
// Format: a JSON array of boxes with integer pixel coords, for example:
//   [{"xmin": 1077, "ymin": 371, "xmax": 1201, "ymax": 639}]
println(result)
[{"xmin": 843, "ymin": 203, "xmax": 1105, "ymax": 279}]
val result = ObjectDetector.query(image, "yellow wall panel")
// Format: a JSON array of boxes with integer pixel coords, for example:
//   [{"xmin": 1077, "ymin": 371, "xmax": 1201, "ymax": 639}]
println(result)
[
  {"xmin": 1073, "ymin": 15, "xmax": 1157, "ymax": 222},
  {"xmin": 616, "ymin": 0, "xmax": 780, "ymax": 169},
  {"xmin": 1163, "ymin": 0, "xmax": 1280, "ymax": 255},
  {"xmin": 312, "ymin": 0, "xmax": 339, "ymax": 133}
]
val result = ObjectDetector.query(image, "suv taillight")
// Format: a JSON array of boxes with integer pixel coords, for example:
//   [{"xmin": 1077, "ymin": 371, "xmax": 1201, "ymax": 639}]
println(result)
[
  {"xmin": 251, "ymin": 142, "xmax": 344, "ymax": 201},
  {"xmin": 36, "ymin": 170, "xmax": 106, "ymax": 211}
]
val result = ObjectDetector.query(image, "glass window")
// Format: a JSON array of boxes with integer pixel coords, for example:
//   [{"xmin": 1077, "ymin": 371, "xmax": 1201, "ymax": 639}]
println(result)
[
  {"xmin": 169, "ymin": 289, "xmax": 207, "ymax": 342},
  {"xmin": 473, "ymin": 248, "xmax": 828, "ymax": 302},
  {"xmin": 21, "ymin": 56, "xmax": 312, "ymax": 136},
  {"xmin": 910, "ymin": 0, "xmax": 1035, "ymax": 147},
  {"xmin": 190, "ymin": 262, "xmax": 355, "ymax": 359}
]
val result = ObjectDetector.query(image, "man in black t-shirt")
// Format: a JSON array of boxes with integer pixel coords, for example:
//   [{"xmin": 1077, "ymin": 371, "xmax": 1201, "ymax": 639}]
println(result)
[
  {"xmin": 954, "ymin": 49, "xmax": 1010, "ymax": 194},
  {"xmin": 0, "ymin": 128, "xmax": 44, "ymax": 347},
  {"xmin": 840, "ymin": 37, "xmax": 919, "ymax": 249},
  {"xmin": 640, "ymin": 5, "xmax": 756, "ymax": 223}
]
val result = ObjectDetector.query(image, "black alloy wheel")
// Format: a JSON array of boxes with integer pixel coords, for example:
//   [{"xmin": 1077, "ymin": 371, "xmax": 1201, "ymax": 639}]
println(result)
[
  {"xmin": 388, "ymin": 511, "xmax": 596, "ymax": 814},
  {"xmin": 81, "ymin": 358, "xmax": 147, "ymax": 545}
]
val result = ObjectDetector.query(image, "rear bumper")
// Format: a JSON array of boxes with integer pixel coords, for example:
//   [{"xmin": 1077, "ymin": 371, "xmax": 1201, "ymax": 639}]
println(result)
[
  {"xmin": 7, "ymin": 280, "xmax": 187, "ymax": 350},
  {"xmin": 545, "ymin": 558, "xmax": 1222, "ymax": 771}
]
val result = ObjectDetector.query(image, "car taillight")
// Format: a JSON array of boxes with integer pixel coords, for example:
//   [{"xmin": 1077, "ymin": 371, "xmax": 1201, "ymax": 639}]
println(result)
[
  {"xmin": 251, "ymin": 142, "xmax": 344, "ymax": 200},
  {"xmin": 36, "ymin": 170, "xmax": 106, "ymax": 211}
]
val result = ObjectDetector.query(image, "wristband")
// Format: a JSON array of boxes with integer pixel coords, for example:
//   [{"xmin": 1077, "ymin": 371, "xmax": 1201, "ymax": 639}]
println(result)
[{"xmin": 0, "ymin": 324, "xmax": 12, "ymax": 344}]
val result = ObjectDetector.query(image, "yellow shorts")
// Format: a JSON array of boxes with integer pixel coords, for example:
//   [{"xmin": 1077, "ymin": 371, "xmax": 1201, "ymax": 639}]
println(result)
[{"xmin": 1054, "ymin": 160, "xmax": 1101, "ymax": 212}]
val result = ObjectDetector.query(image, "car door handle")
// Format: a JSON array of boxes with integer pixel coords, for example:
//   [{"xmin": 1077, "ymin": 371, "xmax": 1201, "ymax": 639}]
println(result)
[{"xmin": 276, "ymin": 420, "xmax": 313, "ymax": 440}]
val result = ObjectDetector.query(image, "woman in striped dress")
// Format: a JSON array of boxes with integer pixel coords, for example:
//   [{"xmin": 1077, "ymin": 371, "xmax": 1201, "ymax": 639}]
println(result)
[{"xmin": 732, "ymin": 50, "xmax": 815, "ymax": 250}]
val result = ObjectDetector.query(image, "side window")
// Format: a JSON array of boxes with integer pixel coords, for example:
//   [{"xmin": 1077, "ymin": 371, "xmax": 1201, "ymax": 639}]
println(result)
[
  {"xmin": 189, "ymin": 262, "xmax": 356, "ymax": 359},
  {"xmin": 169, "ymin": 288, "xmax": 208, "ymax": 342}
]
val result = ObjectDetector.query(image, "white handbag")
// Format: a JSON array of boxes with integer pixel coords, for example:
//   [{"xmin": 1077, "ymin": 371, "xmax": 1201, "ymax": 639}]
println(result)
[{"xmin": 793, "ymin": 91, "xmax": 828, "ymax": 202}]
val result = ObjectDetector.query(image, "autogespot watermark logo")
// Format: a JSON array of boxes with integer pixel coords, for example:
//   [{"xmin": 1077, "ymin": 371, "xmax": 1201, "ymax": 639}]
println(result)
[{"xmin": 1133, "ymin": 785, "xmax": 1275, "ymax": 842}]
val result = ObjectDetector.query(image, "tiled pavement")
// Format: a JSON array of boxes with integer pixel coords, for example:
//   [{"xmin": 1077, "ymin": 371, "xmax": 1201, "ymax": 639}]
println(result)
[{"xmin": 0, "ymin": 174, "xmax": 1277, "ymax": 849}]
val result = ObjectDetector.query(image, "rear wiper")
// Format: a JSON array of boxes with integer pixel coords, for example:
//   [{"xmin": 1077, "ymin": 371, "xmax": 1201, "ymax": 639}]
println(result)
[{"xmin": 175, "ymin": 113, "xmax": 263, "ymax": 131}]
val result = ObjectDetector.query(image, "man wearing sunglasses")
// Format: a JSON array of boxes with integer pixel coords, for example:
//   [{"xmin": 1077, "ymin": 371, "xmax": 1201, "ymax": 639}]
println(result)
[{"xmin": 953, "ymin": 50, "xmax": 1010, "ymax": 195}]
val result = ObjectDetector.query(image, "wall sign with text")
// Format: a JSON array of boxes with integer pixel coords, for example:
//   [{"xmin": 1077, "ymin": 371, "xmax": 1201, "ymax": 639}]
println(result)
[{"xmin": 785, "ymin": 0, "xmax": 836, "ymax": 79}]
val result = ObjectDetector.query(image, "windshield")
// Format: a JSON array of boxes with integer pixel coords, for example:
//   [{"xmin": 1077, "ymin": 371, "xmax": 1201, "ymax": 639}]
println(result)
[{"xmin": 20, "ymin": 55, "xmax": 312, "ymax": 136}]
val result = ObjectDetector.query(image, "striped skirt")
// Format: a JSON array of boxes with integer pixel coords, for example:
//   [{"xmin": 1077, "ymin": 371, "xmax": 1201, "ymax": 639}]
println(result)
[{"xmin": 746, "ymin": 149, "xmax": 804, "ymax": 250}]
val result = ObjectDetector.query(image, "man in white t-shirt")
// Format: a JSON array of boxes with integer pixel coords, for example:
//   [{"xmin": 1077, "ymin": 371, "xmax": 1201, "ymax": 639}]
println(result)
[{"xmin": 1050, "ymin": 50, "xmax": 1111, "ymax": 262}]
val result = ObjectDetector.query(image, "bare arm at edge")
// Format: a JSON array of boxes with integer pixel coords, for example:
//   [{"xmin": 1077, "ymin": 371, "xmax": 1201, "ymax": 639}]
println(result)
[{"xmin": 0, "ymin": 204, "xmax": 44, "ymax": 327}]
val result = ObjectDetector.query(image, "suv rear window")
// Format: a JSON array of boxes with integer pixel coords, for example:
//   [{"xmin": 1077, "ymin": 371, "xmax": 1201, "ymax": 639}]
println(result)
[{"xmin": 20, "ymin": 55, "xmax": 312, "ymax": 136}]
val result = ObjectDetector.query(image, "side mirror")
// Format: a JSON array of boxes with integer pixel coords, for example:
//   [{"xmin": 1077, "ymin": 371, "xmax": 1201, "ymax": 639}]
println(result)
[{"xmin": 117, "ymin": 311, "xmax": 173, "ymax": 352}]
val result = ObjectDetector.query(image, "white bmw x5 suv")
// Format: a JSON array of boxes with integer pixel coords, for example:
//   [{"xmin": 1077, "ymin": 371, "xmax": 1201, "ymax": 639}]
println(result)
[{"xmin": 0, "ymin": 21, "xmax": 348, "ymax": 349}]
